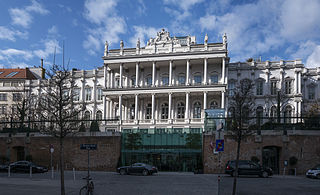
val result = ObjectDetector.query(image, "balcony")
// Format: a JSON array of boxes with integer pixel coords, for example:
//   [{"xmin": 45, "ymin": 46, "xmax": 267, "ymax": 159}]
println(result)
[{"xmin": 105, "ymin": 118, "xmax": 205, "ymax": 126}]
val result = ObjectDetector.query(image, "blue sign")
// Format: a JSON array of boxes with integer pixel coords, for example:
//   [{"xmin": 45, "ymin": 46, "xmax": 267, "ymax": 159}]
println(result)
[
  {"xmin": 215, "ymin": 140, "xmax": 224, "ymax": 152},
  {"xmin": 80, "ymin": 144, "xmax": 97, "ymax": 150}
]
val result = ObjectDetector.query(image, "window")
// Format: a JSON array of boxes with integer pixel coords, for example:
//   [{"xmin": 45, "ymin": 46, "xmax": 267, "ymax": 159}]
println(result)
[
  {"xmin": 62, "ymin": 89, "xmax": 69, "ymax": 101},
  {"xmin": 284, "ymin": 106, "xmax": 292, "ymax": 123},
  {"xmin": 145, "ymin": 103, "xmax": 152, "ymax": 119},
  {"xmin": 178, "ymin": 75, "xmax": 185, "ymax": 85},
  {"xmin": 130, "ymin": 104, "xmax": 135, "ymax": 119},
  {"xmin": 84, "ymin": 111, "xmax": 91, "ymax": 128},
  {"xmin": 0, "ymin": 105, "xmax": 6, "ymax": 114},
  {"xmin": 308, "ymin": 86, "xmax": 315, "ymax": 100},
  {"xmin": 97, "ymin": 88, "xmax": 103, "ymax": 101},
  {"xmin": 0, "ymin": 94, "xmax": 7, "ymax": 101},
  {"xmin": 11, "ymin": 105, "xmax": 18, "ymax": 114},
  {"xmin": 256, "ymin": 106, "xmax": 263, "ymax": 126},
  {"xmin": 5, "ymin": 72, "xmax": 19, "ymax": 77},
  {"xmin": 162, "ymin": 76, "xmax": 169, "ymax": 86},
  {"xmin": 177, "ymin": 102, "xmax": 185, "ymax": 119},
  {"xmin": 256, "ymin": 80, "xmax": 263, "ymax": 95},
  {"xmin": 115, "ymin": 78, "xmax": 120, "ymax": 88},
  {"xmin": 13, "ymin": 93, "xmax": 22, "ymax": 101},
  {"xmin": 228, "ymin": 81, "xmax": 235, "ymax": 96},
  {"xmin": 146, "ymin": 76, "xmax": 152, "ymax": 86},
  {"xmin": 131, "ymin": 77, "xmax": 136, "ymax": 87},
  {"xmin": 285, "ymin": 80, "xmax": 292, "ymax": 94},
  {"xmin": 85, "ymin": 88, "xmax": 92, "ymax": 101},
  {"xmin": 115, "ymin": 104, "xmax": 119, "ymax": 118},
  {"xmin": 193, "ymin": 102, "xmax": 201, "ymax": 118},
  {"xmin": 96, "ymin": 110, "xmax": 102, "ymax": 124},
  {"xmin": 228, "ymin": 107, "xmax": 235, "ymax": 118},
  {"xmin": 270, "ymin": 106, "xmax": 277, "ymax": 121},
  {"xmin": 73, "ymin": 88, "xmax": 80, "ymax": 101},
  {"xmin": 271, "ymin": 81, "xmax": 277, "ymax": 95},
  {"xmin": 210, "ymin": 101, "xmax": 218, "ymax": 109},
  {"xmin": 194, "ymin": 75, "xmax": 202, "ymax": 85},
  {"xmin": 161, "ymin": 103, "xmax": 168, "ymax": 119},
  {"xmin": 210, "ymin": 75, "xmax": 218, "ymax": 84}
]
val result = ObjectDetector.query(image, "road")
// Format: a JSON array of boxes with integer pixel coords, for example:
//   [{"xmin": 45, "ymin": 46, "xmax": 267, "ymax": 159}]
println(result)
[{"xmin": 0, "ymin": 171, "xmax": 319, "ymax": 195}]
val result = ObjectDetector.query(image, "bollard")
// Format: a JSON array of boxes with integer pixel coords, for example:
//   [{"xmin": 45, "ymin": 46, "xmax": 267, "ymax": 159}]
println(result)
[
  {"xmin": 294, "ymin": 168, "xmax": 296, "ymax": 176},
  {"xmin": 73, "ymin": 168, "xmax": 75, "ymax": 181},
  {"xmin": 8, "ymin": 166, "xmax": 10, "ymax": 177},
  {"xmin": 30, "ymin": 166, "xmax": 32, "ymax": 178},
  {"xmin": 51, "ymin": 166, "xmax": 54, "ymax": 179},
  {"xmin": 283, "ymin": 167, "xmax": 286, "ymax": 177}
]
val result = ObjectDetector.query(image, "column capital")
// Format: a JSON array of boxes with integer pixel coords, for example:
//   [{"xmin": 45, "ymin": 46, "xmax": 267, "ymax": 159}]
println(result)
[
  {"xmin": 168, "ymin": 92, "xmax": 172, "ymax": 95},
  {"xmin": 203, "ymin": 91, "xmax": 208, "ymax": 94}
]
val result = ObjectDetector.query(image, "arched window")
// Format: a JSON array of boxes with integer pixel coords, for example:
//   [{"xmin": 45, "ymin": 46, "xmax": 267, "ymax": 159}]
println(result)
[
  {"xmin": 161, "ymin": 103, "xmax": 169, "ymax": 119},
  {"xmin": 146, "ymin": 75, "xmax": 152, "ymax": 86},
  {"xmin": 210, "ymin": 101, "xmax": 218, "ymax": 109},
  {"xmin": 177, "ymin": 102, "xmax": 185, "ymax": 119},
  {"xmin": 145, "ymin": 103, "xmax": 152, "ymax": 119},
  {"xmin": 256, "ymin": 106, "xmax": 263, "ymax": 126},
  {"xmin": 193, "ymin": 102, "xmax": 201, "ymax": 118},
  {"xmin": 210, "ymin": 74, "xmax": 219, "ymax": 84},
  {"xmin": 161, "ymin": 74, "xmax": 169, "ymax": 86},
  {"xmin": 178, "ymin": 73, "xmax": 185, "ymax": 85},
  {"xmin": 130, "ymin": 104, "xmax": 135, "ymax": 119},
  {"xmin": 284, "ymin": 105, "xmax": 292, "ymax": 123},
  {"xmin": 270, "ymin": 106, "xmax": 277, "ymax": 121},
  {"xmin": 96, "ymin": 110, "xmax": 102, "ymax": 124},
  {"xmin": 84, "ymin": 111, "xmax": 91, "ymax": 128}
]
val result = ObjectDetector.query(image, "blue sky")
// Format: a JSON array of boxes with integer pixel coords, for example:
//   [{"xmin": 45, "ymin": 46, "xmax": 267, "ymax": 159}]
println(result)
[{"xmin": 0, "ymin": 0, "xmax": 320, "ymax": 70}]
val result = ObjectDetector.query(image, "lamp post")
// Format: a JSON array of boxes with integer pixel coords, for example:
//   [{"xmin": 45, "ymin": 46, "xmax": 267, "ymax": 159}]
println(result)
[{"xmin": 50, "ymin": 144, "xmax": 54, "ymax": 179}]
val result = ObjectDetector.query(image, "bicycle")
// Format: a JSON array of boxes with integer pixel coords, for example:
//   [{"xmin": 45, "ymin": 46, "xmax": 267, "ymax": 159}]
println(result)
[{"xmin": 79, "ymin": 176, "xmax": 94, "ymax": 195}]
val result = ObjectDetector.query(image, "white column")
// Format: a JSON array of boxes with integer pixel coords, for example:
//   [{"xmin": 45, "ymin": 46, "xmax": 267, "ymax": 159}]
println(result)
[
  {"xmin": 119, "ymin": 63, "xmax": 123, "ymax": 88},
  {"xmin": 168, "ymin": 93, "xmax": 172, "ymax": 122},
  {"xmin": 135, "ymin": 94, "xmax": 139, "ymax": 122},
  {"xmin": 103, "ymin": 96, "xmax": 107, "ymax": 120},
  {"xmin": 169, "ymin": 61, "xmax": 173, "ymax": 86},
  {"xmin": 135, "ymin": 62, "xmax": 139, "ymax": 87},
  {"xmin": 222, "ymin": 58, "xmax": 226, "ymax": 84},
  {"xmin": 110, "ymin": 71, "xmax": 114, "ymax": 88},
  {"xmin": 203, "ymin": 91, "xmax": 207, "ymax": 110},
  {"xmin": 185, "ymin": 92, "xmax": 189, "ymax": 120},
  {"xmin": 295, "ymin": 71, "xmax": 298, "ymax": 94},
  {"xmin": 298, "ymin": 72, "xmax": 301, "ymax": 94},
  {"xmin": 186, "ymin": 60, "xmax": 190, "ymax": 85},
  {"xmin": 152, "ymin": 61, "xmax": 156, "ymax": 86},
  {"xmin": 203, "ymin": 58, "xmax": 208, "ymax": 85},
  {"xmin": 151, "ymin": 94, "xmax": 155, "ymax": 123},
  {"xmin": 118, "ymin": 95, "xmax": 122, "ymax": 123},
  {"xmin": 221, "ymin": 91, "xmax": 225, "ymax": 109},
  {"xmin": 104, "ymin": 65, "xmax": 108, "ymax": 88}
]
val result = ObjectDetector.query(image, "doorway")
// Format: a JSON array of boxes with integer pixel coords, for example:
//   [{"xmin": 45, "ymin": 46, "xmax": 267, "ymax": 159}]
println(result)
[
  {"xmin": 262, "ymin": 146, "xmax": 280, "ymax": 174},
  {"xmin": 13, "ymin": 146, "xmax": 25, "ymax": 161}
]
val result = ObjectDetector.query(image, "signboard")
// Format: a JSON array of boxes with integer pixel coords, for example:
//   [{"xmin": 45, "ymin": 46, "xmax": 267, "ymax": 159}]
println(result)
[
  {"xmin": 80, "ymin": 144, "xmax": 97, "ymax": 150},
  {"xmin": 215, "ymin": 140, "xmax": 224, "ymax": 152}
]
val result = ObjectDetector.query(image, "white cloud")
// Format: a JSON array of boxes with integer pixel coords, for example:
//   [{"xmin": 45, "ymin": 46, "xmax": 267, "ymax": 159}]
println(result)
[
  {"xmin": 33, "ymin": 39, "xmax": 61, "ymax": 60},
  {"xmin": 306, "ymin": 45, "xmax": 320, "ymax": 68},
  {"xmin": 0, "ymin": 26, "xmax": 28, "ymax": 41},
  {"xmin": 129, "ymin": 26, "xmax": 159, "ymax": 48},
  {"xmin": 163, "ymin": 0, "xmax": 204, "ymax": 12},
  {"xmin": 83, "ymin": 0, "xmax": 126, "ymax": 55},
  {"xmin": 9, "ymin": 0, "xmax": 49, "ymax": 28},
  {"xmin": 48, "ymin": 25, "xmax": 58, "ymax": 35},
  {"xmin": 0, "ymin": 49, "xmax": 33, "ymax": 61}
]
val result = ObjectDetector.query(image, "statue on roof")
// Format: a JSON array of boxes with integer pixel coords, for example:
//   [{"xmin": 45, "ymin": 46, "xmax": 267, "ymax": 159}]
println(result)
[
  {"xmin": 204, "ymin": 34, "xmax": 208, "ymax": 44},
  {"xmin": 104, "ymin": 41, "xmax": 108, "ymax": 56}
]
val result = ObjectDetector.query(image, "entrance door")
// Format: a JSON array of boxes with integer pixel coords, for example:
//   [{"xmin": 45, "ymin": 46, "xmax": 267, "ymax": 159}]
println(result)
[
  {"xmin": 262, "ymin": 146, "xmax": 280, "ymax": 174},
  {"xmin": 13, "ymin": 146, "xmax": 25, "ymax": 161}
]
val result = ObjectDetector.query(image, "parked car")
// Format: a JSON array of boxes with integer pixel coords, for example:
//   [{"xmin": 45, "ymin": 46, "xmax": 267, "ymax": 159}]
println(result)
[
  {"xmin": 9, "ymin": 161, "xmax": 48, "ymax": 173},
  {"xmin": 225, "ymin": 160, "xmax": 273, "ymax": 178},
  {"xmin": 306, "ymin": 164, "xmax": 320, "ymax": 179},
  {"xmin": 117, "ymin": 163, "xmax": 158, "ymax": 176}
]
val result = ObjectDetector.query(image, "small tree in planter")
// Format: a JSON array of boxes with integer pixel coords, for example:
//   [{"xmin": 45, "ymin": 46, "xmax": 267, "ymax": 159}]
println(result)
[{"xmin": 289, "ymin": 156, "xmax": 298, "ymax": 175}]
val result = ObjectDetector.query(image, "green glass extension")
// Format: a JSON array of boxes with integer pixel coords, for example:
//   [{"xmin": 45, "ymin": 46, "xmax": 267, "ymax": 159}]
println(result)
[{"xmin": 121, "ymin": 128, "xmax": 203, "ymax": 172}]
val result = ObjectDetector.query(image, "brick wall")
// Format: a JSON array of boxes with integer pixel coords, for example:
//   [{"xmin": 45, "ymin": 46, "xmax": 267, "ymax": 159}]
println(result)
[{"xmin": 0, "ymin": 134, "xmax": 121, "ymax": 171}]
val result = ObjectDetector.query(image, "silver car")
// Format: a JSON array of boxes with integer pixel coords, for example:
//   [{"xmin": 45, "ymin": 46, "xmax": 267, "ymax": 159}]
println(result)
[{"xmin": 306, "ymin": 164, "xmax": 320, "ymax": 179}]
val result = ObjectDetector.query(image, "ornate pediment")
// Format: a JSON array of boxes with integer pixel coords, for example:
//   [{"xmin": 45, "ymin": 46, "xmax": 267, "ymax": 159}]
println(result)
[{"xmin": 146, "ymin": 29, "xmax": 181, "ymax": 46}]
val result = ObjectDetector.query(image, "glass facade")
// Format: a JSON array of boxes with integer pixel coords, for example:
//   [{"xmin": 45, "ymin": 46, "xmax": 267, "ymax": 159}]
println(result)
[{"xmin": 121, "ymin": 128, "xmax": 203, "ymax": 172}]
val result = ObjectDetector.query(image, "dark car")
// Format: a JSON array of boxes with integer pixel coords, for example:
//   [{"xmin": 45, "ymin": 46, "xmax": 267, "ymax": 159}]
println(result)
[
  {"xmin": 9, "ymin": 161, "xmax": 48, "ymax": 173},
  {"xmin": 0, "ymin": 164, "xmax": 8, "ymax": 172},
  {"xmin": 306, "ymin": 164, "xmax": 320, "ymax": 179},
  {"xmin": 117, "ymin": 163, "xmax": 158, "ymax": 176},
  {"xmin": 225, "ymin": 160, "xmax": 272, "ymax": 178}
]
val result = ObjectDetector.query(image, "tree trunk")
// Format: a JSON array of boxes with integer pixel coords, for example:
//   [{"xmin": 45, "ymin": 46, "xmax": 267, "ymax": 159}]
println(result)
[
  {"xmin": 232, "ymin": 132, "xmax": 242, "ymax": 195},
  {"xmin": 59, "ymin": 137, "xmax": 65, "ymax": 195}
]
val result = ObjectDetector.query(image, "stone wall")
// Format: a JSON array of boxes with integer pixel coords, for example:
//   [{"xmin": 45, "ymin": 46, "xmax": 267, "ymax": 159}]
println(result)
[
  {"xmin": 203, "ymin": 133, "xmax": 320, "ymax": 175},
  {"xmin": 0, "ymin": 133, "xmax": 121, "ymax": 171}
]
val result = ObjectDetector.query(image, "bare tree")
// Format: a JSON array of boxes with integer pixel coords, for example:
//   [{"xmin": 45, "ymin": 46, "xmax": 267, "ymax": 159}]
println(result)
[
  {"xmin": 228, "ymin": 79, "xmax": 255, "ymax": 195},
  {"xmin": 38, "ymin": 63, "xmax": 84, "ymax": 195}
]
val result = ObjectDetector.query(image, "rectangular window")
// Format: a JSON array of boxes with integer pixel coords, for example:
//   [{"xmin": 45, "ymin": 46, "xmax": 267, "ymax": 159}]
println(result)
[
  {"xmin": 131, "ymin": 78, "xmax": 136, "ymax": 87},
  {"xmin": 146, "ymin": 77, "xmax": 152, "ymax": 86},
  {"xmin": 271, "ymin": 81, "xmax": 277, "ymax": 95},
  {"xmin": 256, "ymin": 81, "xmax": 263, "ymax": 95},
  {"xmin": 0, "ymin": 94, "xmax": 7, "ymax": 101},
  {"xmin": 85, "ymin": 88, "xmax": 92, "ymax": 101},
  {"xmin": 62, "ymin": 89, "xmax": 69, "ymax": 101},
  {"xmin": 194, "ymin": 75, "xmax": 202, "ymax": 85},
  {"xmin": 285, "ymin": 80, "xmax": 292, "ymax": 94},
  {"xmin": 308, "ymin": 86, "xmax": 315, "ymax": 99},
  {"xmin": 162, "ymin": 76, "xmax": 169, "ymax": 86},
  {"xmin": 0, "ymin": 105, "xmax": 7, "ymax": 114},
  {"xmin": 13, "ymin": 93, "xmax": 22, "ymax": 101},
  {"xmin": 178, "ymin": 76, "xmax": 185, "ymax": 85},
  {"xmin": 97, "ymin": 88, "xmax": 103, "ymax": 101},
  {"xmin": 228, "ymin": 82, "xmax": 235, "ymax": 96},
  {"xmin": 73, "ymin": 88, "xmax": 80, "ymax": 101},
  {"xmin": 210, "ymin": 75, "xmax": 218, "ymax": 84}
]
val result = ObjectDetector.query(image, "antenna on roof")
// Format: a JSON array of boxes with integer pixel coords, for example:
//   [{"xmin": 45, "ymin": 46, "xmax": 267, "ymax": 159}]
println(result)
[
  {"xmin": 62, "ymin": 40, "xmax": 65, "ymax": 69},
  {"xmin": 53, "ymin": 47, "xmax": 56, "ymax": 65}
]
